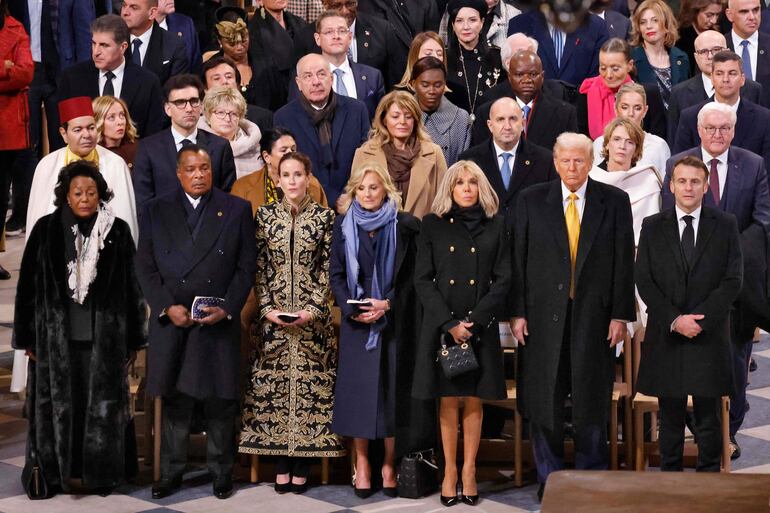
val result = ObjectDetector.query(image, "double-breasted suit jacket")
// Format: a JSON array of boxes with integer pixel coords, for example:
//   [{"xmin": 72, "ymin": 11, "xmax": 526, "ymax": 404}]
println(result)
[
  {"xmin": 351, "ymin": 139, "xmax": 448, "ymax": 219},
  {"xmin": 136, "ymin": 188, "xmax": 257, "ymax": 400},
  {"xmin": 635, "ymin": 207, "xmax": 743, "ymax": 398},
  {"xmin": 513, "ymin": 178, "xmax": 636, "ymax": 430}
]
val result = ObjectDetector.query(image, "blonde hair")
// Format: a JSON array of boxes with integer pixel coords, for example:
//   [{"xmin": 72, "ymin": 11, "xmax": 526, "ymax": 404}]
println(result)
[
  {"xmin": 396, "ymin": 31, "xmax": 448, "ymax": 91},
  {"xmin": 337, "ymin": 162, "xmax": 402, "ymax": 214},
  {"xmin": 202, "ymin": 86, "xmax": 247, "ymax": 122},
  {"xmin": 369, "ymin": 91, "xmax": 432, "ymax": 146},
  {"xmin": 554, "ymin": 132, "xmax": 594, "ymax": 163},
  {"xmin": 601, "ymin": 117, "xmax": 645, "ymax": 166},
  {"xmin": 92, "ymin": 95, "xmax": 138, "ymax": 143},
  {"xmin": 431, "ymin": 160, "xmax": 499, "ymax": 218},
  {"xmin": 631, "ymin": 0, "xmax": 680, "ymax": 48},
  {"xmin": 615, "ymin": 82, "xmax": 648, "ymax": 106}
]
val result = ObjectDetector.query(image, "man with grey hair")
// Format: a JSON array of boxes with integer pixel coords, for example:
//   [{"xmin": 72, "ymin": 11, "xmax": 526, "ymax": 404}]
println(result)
[
  {"xmin": 664, "ymin": 100, "xmax": 770, "ymax": 459},
  {"xmin": 513, "ymin": 132, "xmax": 635, "ymax": 500},
  {"xmin": 725, "ymin": 0, "xmax": 770, "ymax": 88},
  {"xmin": 500, "ymin": 33, "xmax": 539, "ymax": 72}
]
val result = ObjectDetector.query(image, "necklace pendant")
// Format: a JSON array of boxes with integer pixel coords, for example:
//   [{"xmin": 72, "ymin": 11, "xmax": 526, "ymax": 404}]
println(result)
[
  {"xmin": 457, "ymin": 71, "xmax": 463, "ymax": 77},
  {"xmin": 477, "ymin": 73, "xmax": 482, "ymax": 78},
  {"xmin": 469, "ymin": 113, "xmax": 476, "ymax": 123}
]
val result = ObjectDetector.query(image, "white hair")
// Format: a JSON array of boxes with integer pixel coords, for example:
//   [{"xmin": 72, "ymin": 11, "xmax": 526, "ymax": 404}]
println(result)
[
  {"xmin": 697, "ymin": 102, "xmax": 737, "ymax": 127},
  {"xmin": 501, "ymin": 33, "xmax": 540, "ymax": 71},
  {"xmin": 554, "ymin": 132, "xmax": 594, "ymax": 162}
]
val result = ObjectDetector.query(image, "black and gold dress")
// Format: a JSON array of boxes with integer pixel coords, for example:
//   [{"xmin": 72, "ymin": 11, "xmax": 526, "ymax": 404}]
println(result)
[{"xmin": 239, "ymin": 196, "xmax": 345, "ymax": 457}]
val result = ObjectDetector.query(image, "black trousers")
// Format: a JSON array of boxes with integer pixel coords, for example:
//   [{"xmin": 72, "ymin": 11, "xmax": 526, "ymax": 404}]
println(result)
[
  {"xmin": 729, "ymin": 334, "xmax": 753, "ymax": 437},
  {"xmin": 659, "ymin": 396, "xmax": 722, "ymax": 472},
  {"xmin": 160, "ymin": 391, "xmax": 239, "ymax": 482}
]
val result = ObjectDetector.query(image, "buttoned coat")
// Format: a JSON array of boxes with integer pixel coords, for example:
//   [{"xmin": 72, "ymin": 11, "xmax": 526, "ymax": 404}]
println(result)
[
  {"xmin": 636, "ymin": 207, "xmax": 743, "ymax": 398},
  {"xmin": 631, "ymin": 46, "xmax": 691, "ymax": 91},
  {"xmin": 351, "ymin": 139, "xmax": 448, "ymax": 219},
  {"xmin": 412, "ymin": 213, "xmax": 510, "ymax": 400},
  {"xmin": 422, "ymin": 96, "xmax": 471, "ymax": 166},
  {"xmin": 512, "ymin": 178, "xmax": 636, "ymax": 430},
  {"xmin": 136, "ymin": 188, "xmax": 257, "ymax": 400}
]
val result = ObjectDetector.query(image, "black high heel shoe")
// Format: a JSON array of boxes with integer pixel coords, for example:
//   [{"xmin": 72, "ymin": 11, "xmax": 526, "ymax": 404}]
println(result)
[
  {"xmin": 354, "ymin": 486, "xmax": 375, "ymax": 499},
  {"xmin": 274, "ymin": 474, "xmax": 291, "ymax": 494},
  {"xmin": 460, "ymin": 493, "xmax": 479, "ymax": 505},
  {"xmin": 440, "ymin": 481, "xmax": 459, "ymax": 507}
]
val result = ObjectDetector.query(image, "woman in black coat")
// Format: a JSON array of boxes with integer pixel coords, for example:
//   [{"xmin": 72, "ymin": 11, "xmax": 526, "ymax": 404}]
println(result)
[
  {"xmin": 330, "ymin": 162, "xmax": 433, "ymax": 498},
  {"xmin": 413, "ymin": 160, "xmax": 510, "ymax": 506},
  {"xmin": 13, "ymin": 161, "xmax": 147, "ymax": 495}
]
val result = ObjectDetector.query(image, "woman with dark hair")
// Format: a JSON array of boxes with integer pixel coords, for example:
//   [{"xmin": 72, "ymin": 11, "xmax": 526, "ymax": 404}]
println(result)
[
  {"xmin": 93, "ymin": 95, "xmax": 139, "ymax": 170},
  {"xmin": 677, "ymin": 0, "xmax": 724, "ymax": 73},
  {"xmin": 396, "ymin": 31, "xmax": 448, "ymax": 91},
  {"xmin": 630, "ymin": 0, "xmax": 691, "ymax": 108},
  {"xmin": 411, "ymin": 56, "xmax": 471, "ymax": 166},
  {"xmin": 239, "ymin": 151, "xmax": 344, "ymax": 495},
  {"xmin": 444, "ymin": 0, "xmax": 505, "ymax": 113},
  {"xmin": 577, "ymin": 37, "xmax": 667, "ymax": 140},
  {"xmin": 13, "ymin": 160, "xmax": 147, "ymax": 496}
]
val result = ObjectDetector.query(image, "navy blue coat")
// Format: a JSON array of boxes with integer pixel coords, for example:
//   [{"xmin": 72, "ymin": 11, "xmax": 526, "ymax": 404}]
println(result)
[
  {"xmin": 165, "ymin": 12, "xmax": 202, "ymax": 75},
  {"xmin": 274, "ymin": 94, "xmax": 370, "ymax": 207},
  {"xmin": 132, "ymin": 128, "xmax": 237, "ymax": 210},
  {"xmin": 603, "ymin": 9, "xmax": 630, "ymax": 40},
  {"xmin": 507, "ymin": 10, "xmax": 609, "ymax": 87},
  {"xmin": 136, "ymin": 188, "xmax": 257, "ymax": 400},
  {"xmin": 631, "ymin": 46, "xmax": 691, "ymax": 90},
  {"xmin": 126, "ymin": 21, "xmax": 188, "ymax": 85}
]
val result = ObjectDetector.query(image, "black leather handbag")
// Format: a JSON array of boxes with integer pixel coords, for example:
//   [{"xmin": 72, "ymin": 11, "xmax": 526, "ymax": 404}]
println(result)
[
  {"xmin": 437, "ymin": 332, "xmax": 479, "ymax": 379},
  {"xmin": 397, "ymin": 449, "xmax": 438, "ymax": 498},
  {"xmin": 21, "ymin": 362, "xmax": 54, "ymax": 500}
]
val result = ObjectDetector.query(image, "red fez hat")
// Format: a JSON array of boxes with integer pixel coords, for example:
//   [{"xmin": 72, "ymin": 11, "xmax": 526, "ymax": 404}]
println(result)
[{"xmin": 58, "ymin": 96, "xmax": 94, "ymax": 125}]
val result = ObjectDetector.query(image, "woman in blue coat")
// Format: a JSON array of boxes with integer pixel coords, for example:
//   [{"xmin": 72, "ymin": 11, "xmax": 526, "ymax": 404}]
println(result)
[{"xmin": 330, "ymin": 162, "xmax": 433, "ymax": 498}]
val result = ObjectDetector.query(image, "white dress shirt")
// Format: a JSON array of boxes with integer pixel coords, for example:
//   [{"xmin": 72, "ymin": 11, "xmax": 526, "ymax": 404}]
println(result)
[
  {"xmin": 701, "ymin": 73, "xmax": 715, "ymax": 98},
  {"xmin": 349, "ymin": 20, "xmax": 358, "ymax": 62},
  {"xmin": 185, "ymin": 192, "xmax": 202, "ymax": 208},
  {"xmin": 99, "ymin": 60, "xmax": 126, "ymax": 98},
  {"xmin": 171, "ymin": 126, "xmax": 198, "ymax": 151},
  {"xmin": 329, "ymin": 58, "xmax": 358, "ymax": 99},
  {"xmin": 130, "ymin": 25, "xmax": 153, "ymax": 65},
  {"xmin": 701, "ymin": 147, "xmax": 728, "ymax": 198},
  {"xmin": 560, "ymin": 179, "xmax": 588, "ymax": 221},
  {"xmin": 493, "ymin": 139, "xmax": 519, "ymax": 175},
  {"xmin": 158, "ymin": 18, "xmax": 168, "ymax": 30},
  {"xmin": 28, "ymin": 0, "xmax": 42, "ymax": 62},
  {"xmin": 675, "ymin": 204, "xmax": 702, "ymax": 245},
  {"xmin": 731, "ymin": 30, "xmax": 759, "ymax": 80}
]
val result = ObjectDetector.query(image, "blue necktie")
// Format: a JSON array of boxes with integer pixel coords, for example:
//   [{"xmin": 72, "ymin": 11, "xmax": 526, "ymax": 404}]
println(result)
[
  {"xmin": 522, "ymin": 104, "xmax": 531, "ymax": 135},
  {"xmin": 552, "ymin": 27, "xmax": 563, "ymax": 68},
  {"xmin": 347, "ymin": 45, "xmax": 354, "ymax": 62},
  {"xmin": 740, "ymin": 40, "xmax": 753, "ymax": 80},
  {"xmin": 501, "ymin": 152, "xmax": 512, "ymax": 190},
  {"xmin": 333, "ymin": 68, "xmax": 349, "ymax": 97},
  {"xmin": 132, "ymin": 39, "xmax": 142, "ymax": 66}
]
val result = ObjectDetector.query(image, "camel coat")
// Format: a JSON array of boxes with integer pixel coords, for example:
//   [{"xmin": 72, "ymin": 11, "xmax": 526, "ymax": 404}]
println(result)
[{"xmin": 351, "ymin": 139, "xmax": 447, "ymax": 219}]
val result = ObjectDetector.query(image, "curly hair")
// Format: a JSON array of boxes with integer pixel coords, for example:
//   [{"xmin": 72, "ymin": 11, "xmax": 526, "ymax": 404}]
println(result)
[
  {"xmin": 53, "ymin": 160, "xmax": 114, "ymax": 207},
  {"xmin": 630, "ymin": 0, "xmax": 680, "ymax": 48}
]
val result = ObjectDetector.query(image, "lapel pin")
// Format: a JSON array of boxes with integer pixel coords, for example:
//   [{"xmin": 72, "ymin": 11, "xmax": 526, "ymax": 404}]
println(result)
[
  {"xmin": 362, "ymin": 75, "xmax": 367, "ymax": 80},
  {"xmin": 677, "ymin": 60, "xmax": 682, "ymax": 65},
  {"xmin": 365, "ymin": 30, "xmax": 370, "ymax": 36},
  {"xmin": 761, "ymin": 49, "xmax": 766, "ymax": 55},
  {"xmin": 525, "ymin": 160, "xmax": 530, "ymax": 165},
  {"xmin": 217, "ymin": 211, "xmax": 223, "ymax": 217},
  {"xmin": 177, "ymin": 32, "xmax": 183, "ymax": 37},
  {"xmin": 364, "ymin": 42, "xmax": 369, "ymax": 47}
]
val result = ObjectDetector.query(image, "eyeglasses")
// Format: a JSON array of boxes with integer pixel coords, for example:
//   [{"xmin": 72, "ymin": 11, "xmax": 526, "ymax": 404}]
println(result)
[
  {"xmin": 320, "ymin": 28, "xmax": 351, "ymax": 37},
  {"xmin": 212, "ymin": 110, "xmax": 239, "ymax": 120},
  {"xmin": 694, "ymin": 46, "xmax": 726, "ymax": 56},
  {"xmin": 168, "ymin": 97, "xmax": 201, "ymax": 109},
  {"xmin": 701, "ymin": 125, "xmax": 732, "ymax": 135}
]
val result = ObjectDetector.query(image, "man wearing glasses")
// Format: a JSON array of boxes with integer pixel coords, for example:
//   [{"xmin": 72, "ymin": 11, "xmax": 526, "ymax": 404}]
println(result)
[
  {"xmin": 664, "ymin": 101, "xmax": 770, "ymax": 461},
  {"xmin": 133, "ymin": 74, "xmax": 236, "ymax": 210},
  {"xmin": 667, "ymin": 30, "xmax": 763, "ymax": 142}
]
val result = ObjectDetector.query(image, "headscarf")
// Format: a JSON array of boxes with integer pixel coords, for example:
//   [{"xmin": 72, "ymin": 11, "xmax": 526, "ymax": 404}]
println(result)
[
  {"xmin": 216, "ymin": 18, "xmax": 248, "ymax": 46},
  {"xmin": 579, "ymin": 75, "xmax": 632, "ymax": 140},
  {"xmin": 341, "ymin": 198, "xmax": 399, "ymax": 351}
]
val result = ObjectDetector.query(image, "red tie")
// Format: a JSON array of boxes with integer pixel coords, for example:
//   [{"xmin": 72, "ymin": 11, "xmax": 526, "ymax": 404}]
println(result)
[{"xmin": 709, "ymin": 158, "xmax": 720, "ymax": 205}]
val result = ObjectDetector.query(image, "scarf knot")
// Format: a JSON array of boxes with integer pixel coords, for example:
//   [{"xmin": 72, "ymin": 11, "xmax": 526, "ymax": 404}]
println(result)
[{"xmin": 579, "ymin": 75, "xmax": 633, "ymax": 139}]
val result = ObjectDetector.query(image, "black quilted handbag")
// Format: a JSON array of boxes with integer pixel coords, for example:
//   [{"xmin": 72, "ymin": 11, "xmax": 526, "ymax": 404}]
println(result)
[
  {"xmin": 397, "ymin": 449, "xmax": 438, "ymax": 498},
  {"xmin": 437, "ymin": 332, "xmax": 479, "ymax": 379}
]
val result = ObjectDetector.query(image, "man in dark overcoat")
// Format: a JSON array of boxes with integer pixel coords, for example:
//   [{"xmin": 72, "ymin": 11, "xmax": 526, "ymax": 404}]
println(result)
[
  {"xmin": 135, "ymin": 145, "xmax": 256, "ymax": 500},
  {"xmin": 636, "ymin": 155, "xmax": 743, "ymax": 472},
  {"xmin": 512, "ymin": 132, "xmax": 635, "ymax": 499}
]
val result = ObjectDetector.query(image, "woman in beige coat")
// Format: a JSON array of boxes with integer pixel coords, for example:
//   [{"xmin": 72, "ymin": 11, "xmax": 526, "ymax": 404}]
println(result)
[{"xmin": 351, "ymin": 91, "xmax": 447, "ymax": 219}]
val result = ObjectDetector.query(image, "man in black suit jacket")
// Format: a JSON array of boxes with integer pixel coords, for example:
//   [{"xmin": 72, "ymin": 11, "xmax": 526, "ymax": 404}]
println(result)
[
  {"xmin": 674, "ymin": 51, "xmax": 770, "ymax": 169},
  {"xmin": 133, "ymin": 74, "xmax": 236, "ymax": 210},
  {"xmin": 58, "ymin": 14, "xmax": 165, "ymax": 138},
  {"xmin": 512, "ymin": 132, "xmax": 635, "ymax": 498},
  {"xmin": 293, "ymin": 0, "xmax": 404, "ymax": 88},
  {"xmin": 136, "ymin": 144, "xmax": 256, "ymax": 500},
  {"xmin": 591, "ymin": 0, "xmax": 630, "ymax": 40},
  {"xmin": 356, "ymin": 0, "xmax": 439, "ymax": 57},
  {"xmin": 121, "ymin": 0, "xmax": 188, "ymax": 84},
  {"xmin": 471, "ymin": 50, "xmax": 578, "ymax": 148},
  {"xmin": 460, "ymin": 97, "xmax": 556, "ymax": 228},
  {"xmin": 668, "ymin": 30, "xmax": 764, "ymax": 142},
  {"xmin": 637, "ymin": 155, "xmax": 743, "ymax": 472}
]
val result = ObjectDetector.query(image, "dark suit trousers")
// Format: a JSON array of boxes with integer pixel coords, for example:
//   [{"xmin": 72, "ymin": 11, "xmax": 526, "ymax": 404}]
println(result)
[
  {"xmin": 729, "ymin": 330, "xmax": 754, "ymax": 437},
  {"xmin": 530, "ymin": 302, "xmax": 609, "ymax": 483},
  {"xmin": 161, "ymin": 391, "xmax": 238, "ymax": 481},
  {"xmin": 659, "ymin": 396, "xmax": 722, "ymax": 472}
]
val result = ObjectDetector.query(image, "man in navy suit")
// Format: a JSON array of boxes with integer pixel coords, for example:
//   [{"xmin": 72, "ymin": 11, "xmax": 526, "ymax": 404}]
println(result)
[
  {"xmin": 58, "ymin": 15, "xmax": 165, "ymax": 138},
  {"xmin": 136, "ymin": 144, "xmax": 256, "ymax": 500},
  {"xmin": 133, "ymin": 74, "xmax": 236, "ymax": 210},
  {"xmin": 155, "ymin": 0, "xmax": 202, "ymax": 74},
  {"xmin": 725, "ymin": 0, "xmax": 770, "ymax": 91},
  {"xmin": 590, "ymin": 0, "xmax": 630, "ymax": 40},
  {"xmin": 121, "ymin": 0, "xmax": 188, "ymax": 84},
  {"xmin": 275, "ymin": 53, "xmax": 369, "ymax": 207},
  {"xmin": 507, "ymin": 9, "xmax": 608, "ymax": 87},
  {"xmin": 663, "ymin": 101, "xmax": 770, "ymax": 459},
  {"xmin": 674, "ymin": 51, "xmax": 770, "ymax": 169}
]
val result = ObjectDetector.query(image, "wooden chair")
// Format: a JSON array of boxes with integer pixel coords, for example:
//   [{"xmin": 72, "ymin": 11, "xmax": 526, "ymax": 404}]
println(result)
[
  {"xmin": 609, "ymin": 336, "xmax": 634, "ymax": 469},
  {"xmin": 483, "ymin": 376, "xmax": 524, "ymax": 487}
]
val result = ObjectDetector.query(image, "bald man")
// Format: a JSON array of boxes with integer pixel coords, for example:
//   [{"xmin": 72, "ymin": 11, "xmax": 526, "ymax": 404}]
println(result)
[{"xmin": 274, "ymin": 53, "xmax": 370, "ymax": 206}]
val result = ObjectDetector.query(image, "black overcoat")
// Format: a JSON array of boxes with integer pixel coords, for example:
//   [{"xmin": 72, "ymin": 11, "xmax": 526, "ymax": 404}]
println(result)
[
  {"xmin": 635, "ymin": 207, "xmax": 743, "ymax": 398},
  {"xmin": 412, "ymin": 213, "xmax": 510, "ymax": 400},
  {"xmin": 136, "ymin": 188, "xmax": 257, "ymax": 401},
  {"xmin": 329, "ymin": 212, "xmax": 434, "ymax": 456},
  {"xmin": 13, "ymin": 210, "xmax": 147, "ymax": 489},
  {"xmin": 513, "ymin": 178, "xmax": 636, "ymax": 430}
]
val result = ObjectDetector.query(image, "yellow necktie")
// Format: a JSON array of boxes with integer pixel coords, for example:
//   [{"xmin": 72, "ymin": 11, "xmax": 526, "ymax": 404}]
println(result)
[{"xmin": 565, "ymin": 193, "xmax": 580, "ymax": 298}]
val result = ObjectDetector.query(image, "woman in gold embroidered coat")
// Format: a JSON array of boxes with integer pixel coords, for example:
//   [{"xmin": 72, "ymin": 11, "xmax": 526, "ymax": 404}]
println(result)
[{"xmin": 239, "ymin": 151, "xmax": 344, "ymax": 494}]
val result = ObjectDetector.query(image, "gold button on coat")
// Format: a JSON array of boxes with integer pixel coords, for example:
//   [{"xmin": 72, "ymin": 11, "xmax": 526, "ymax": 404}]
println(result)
[
  {"xmin": 450, "ymin": 246, "xmax": 455, "ymax": 252},
  {"xmin": 469, "ymin": 279, "xmax": 475, "ymax": 285},
  {"xmin": 449, "ymin": 279, "xmax": 455, "ymax": 285},
  {"xmin": 471, "ymin": 247, "xmax": 476, "ymax": 253}
]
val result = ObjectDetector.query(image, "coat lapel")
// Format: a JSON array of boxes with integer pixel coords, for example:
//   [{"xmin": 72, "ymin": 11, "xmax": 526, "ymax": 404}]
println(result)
[
  {"xmin": 662, "ymin": 208, "xmax": 687, "ymax": 277},
  {"xmin": 559, "ymin": 29, "xmax": 581, "ymax": 73},
  {"xmin": 85, "ymin": 63, "xmax": 100, "ymax": 98},
  {"xmin": 509, "ymin": 140, "xmax": 532, "ymax": 195},
  {"xmin": 183, "ymin": 190, "xmax": 227, "ymax": 274},
  {"xmin": 167, "ymin": 192, "xmax": 194, "ymax": 266},
  {"xmin": 161, "ymin": 130, "xmax": 179, "ymax": 179},
  {"xmin": 545, "ymin": 180, "xmax": 570, "ymax": 259},
  {"xmin": 120, "ymin": 62, "xmax": 141, "ymax": 105},
  {"xmin": 574, "ymin": 178, "xmax": 606, "ymax": 284},
  {"xmin": 723, "ymin": 148, "xmax": 742, "ymax": 212},
  {"xmin": 533, "ymin": 14, "xmax": 558, "ymax": 76},
  {"xmin": 292, "ymin": 102, "xmax": 322, "ymax": 155},
  {"xmin": 403, "ymin": 145, "xmax": 435, "ymax": 212},
  {"xmin": 481, "ymin": 140, "xmax": 508, "ymax": 199},
  {"xmin": 331, "ymin": 98, "xmax": 349, "ymax": 153},
  {"xmin": 351, "ymin": 63, "xmax": 369, "ymax": 99},
  {"xmin": 689, "ymin": 208, "xmax": 717, "ymax": 272}
]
